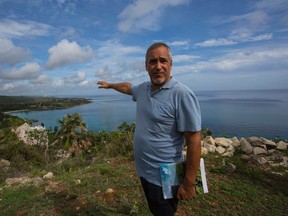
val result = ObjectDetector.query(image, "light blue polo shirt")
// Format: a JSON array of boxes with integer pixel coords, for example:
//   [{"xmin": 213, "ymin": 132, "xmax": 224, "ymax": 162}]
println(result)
[{"xmin": 131, "ymin": 77, "xmax": 201, "ymax": 186}]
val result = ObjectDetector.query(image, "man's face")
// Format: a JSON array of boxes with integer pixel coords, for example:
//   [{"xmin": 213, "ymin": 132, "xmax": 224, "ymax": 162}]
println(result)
[{"xmin": 145, "ymin": 46, "xmax": 172, "ymax": 90}]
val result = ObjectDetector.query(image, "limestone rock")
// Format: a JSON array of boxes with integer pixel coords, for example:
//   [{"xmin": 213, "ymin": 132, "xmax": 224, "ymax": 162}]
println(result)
[
  {"xmin": 240, "ymin": 138, "xmax": 253, "ymax": 154},
  {"xmin": 248, "ymin": 137, "xmax": 264, "ymax": 147},
  {"xmin": 222, "ymin": 151, "xmax": 234, "ymax": 157},
  {"xmin": 106, "ymin": 188, "xmax": 114, "ymax": 194},
  {"xmin": 215, "ymin": 137, "xmax": 232, "ymax": 148},
  {"xmin": 253, "ymin": 147, "xmax": 267, "ymax": 155},
  {"xmin": 277, "ymin": 141, "xmax": 287, "ymax": 150},
  {"xmin": 12, "ymin": 123, "xmax": 48, "ymax": 146},
  {"xmin": 201, "ymin": 147, "xmax": 209, "ymax": 155},
  {"xmin": 4, "ymin": 176, "xmax": 43, "ymax": 187},
  {"xmin": 203, "ymin": 143, "xmax": 216, "ymax": 153},
  {"xmin": 43, "ymin": 172, "xmax": 54, "ymax": 180},
  {"xmin": 5, "ymin": 177, "xmax": 32, "ymax": 186},
  {"xmin": 261, "ymin": 137, "xmax": 277, "ymax": 148},
  {"xmin": 203, "ymin": 136, "xmax": 215, "ymax": 146},
  {"xmin": 256, "ymin": 157, "xmax": 269, "ymax": 165},
  {"xmin": 0, "ymin": 159, "xmax": 10, "ymax": 171},
  {"xmin": 216, "ymin": 146, "xmax": 226, "ymax": 154},
  {"xmin": 231, "ymin": 137, "xmax": 240, "ymax": 147}
]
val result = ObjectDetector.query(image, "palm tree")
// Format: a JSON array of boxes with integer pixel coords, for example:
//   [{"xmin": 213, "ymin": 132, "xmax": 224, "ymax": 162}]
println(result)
[{"xmin": 55, "ymin": 113, "xmax": 88, "ymax": 150}]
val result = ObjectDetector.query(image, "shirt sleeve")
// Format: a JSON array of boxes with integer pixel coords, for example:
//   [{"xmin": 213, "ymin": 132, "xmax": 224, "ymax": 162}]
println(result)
[
  {"xmin": 176, "ymin": 89, "xmax": 202, "ymax": 132},
  {"xmin": 131, "ymin": 84, "xmax": 138, "ymax": 102}
]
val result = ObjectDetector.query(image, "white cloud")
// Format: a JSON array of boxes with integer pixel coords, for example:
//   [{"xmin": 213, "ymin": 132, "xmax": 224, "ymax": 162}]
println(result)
[
  {"xmin": 169, "ymin": 40, "xmax": 189, "ymax": 47},
  {"xmin": 196, "ymin": 33, "xmax": 273, "ymax": 47},
  {"xmin": 0, "ymin": 82, "xmax": 15, "ymax": 91},
  {"xmin": 0, "ymin": 62, "xmax": 40, "ymax": 80},
  {"xmin": 97, "ymin": 40, "xmax": 143, "ymax": 57},
  {"xmin": 117, "ymin": 0, "xmax": 189, "ymax": 33},
  {"xmin": 244, "ymin": 33, "xmax": 273, "ymax": 42},
  {"xmin": 0, "ymin": 39, "xmax": 30, "ymax": 65},
  {"xmin": 0, "ymin": 19, "xmax": 53, "ymax": 39},
  {"xmin": 30, "ymin": 74, "xmax": 52, "ymax": 85},
  {"xmin": 195, "ymin": 38, "xmax": 237, "ymax": 47},
  {"xmin": 63, "ymin": 71, "xmax": 86, "ymax": 84},
  {"xmin": 227, "ymin": 11, "xmax": 269, "ymax": 41},
  {"xmin": 175, "ymin": 46, "xmax": 288, "ymax": 75},
  {"xmin": 173, "ymin": 55, "xmax": 200, "ymax": 63},
  {"xmin": 95, "ymin": 66, "xmax": 117, "ymax": 81},
  {"xmin": 45, "ymin": 39, "xmax": 94, "ymax": 69},
  {"xmin": 254, "ymin": 0, "xmax": 288, "ymax": 11}
]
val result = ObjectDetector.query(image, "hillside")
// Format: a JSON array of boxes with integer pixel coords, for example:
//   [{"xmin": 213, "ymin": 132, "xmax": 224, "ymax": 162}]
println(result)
[
  {"xmin": 0, "ymin": 95, "xmax": 92, "ymax": 112},
  {"xmin": 0, "ymin": 116, "xmax": 287, "ymax": 215}
]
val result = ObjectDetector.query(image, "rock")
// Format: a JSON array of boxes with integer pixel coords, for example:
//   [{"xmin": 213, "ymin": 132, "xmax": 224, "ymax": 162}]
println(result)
[
  {"xmin": 216, "ymin": 146, "xmax": 226, "ymax": 154},
  {"xmin": 226, "ymin": 145, "xmax": 235, "ymax": 153},
  {"xmin": 271, "ymin": 151, "xmax": 284, "ymax": 161},
  {"xmin": 248, "ymin": 137, "xmax": 264, "ymax": 147},
  {"xmin": 281, "ymin": 157, "xmax": 288, "ymax": 167},
  {"xmin": 5, "ymin": 176, "xmax": 44, "ymax": 187},
  {"xmin": 203, "ymin": 143, "xmax": 216, "ymax": 153},
  {"xmin": 256, "ymin": 157, "xmax": 269, "ymax": 165},
  {"xmin": 222, "ymin": 151, "xmax": 234, "ymax": 157},
  {"xmin": 226, "ymin": 163, "xmax": 237, "ymax": 172},
  {"xmin": 231, "ymin": 137, "xmax": 241, "ymax": 147},
  {"xmin": 261, "ymin": 137, "xmax": 277, "ymax": 148},
  {"xmin": 75, "ymin": 179, "xmax": 81, "ymax": 185},
  {"xmin": 201, "ymin": 147, "xmax": 208, "ymax": 155},
  {"xmin": 215, "ymin": 137, "xmax": 232, "ymax": 148},
  {"xmin": 267, "ymin": 149, "xmax": 276, "ymax": 155},
  {"xmin": 277, "ymin": 141, "xmax": 287, "ymax": 150},
  {"xmin": 32, "ymin": 177, "xmax": 44, "ymax": 186},
  {"xmin": 0, "ymin": 159, "xmax": 10, "ymax": 171},
  {"xmin": 106, "ymin": 188, "xmax": 114, "ymax": 194},
  {"xmin": 253, "ymin": 147, "xmax": 267, "ymax": 155},
  {"xmin": 5, "ymin": 177, "xmax": 32, "ymax": 187},
  {"xmin": 12, "ymin": 123, "xmax": 48, "ymax": 147},
  {"xmin": 203, "ymin": 136, "xmax": 215, "ymax": 146},
  {"xmin": 241, "ymin": 155, "xmax": 252, "ymax": 161},
  {"xmin": 43, "ymin": 172, "xmax": 54, "ymax": 180},
  {"xmin": 240, "ymin": 138, "xmax": 253, "ymax": 154}
]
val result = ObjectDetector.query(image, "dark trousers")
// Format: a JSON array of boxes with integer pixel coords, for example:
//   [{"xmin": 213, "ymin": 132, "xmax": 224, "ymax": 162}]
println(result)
[{"xmin": 140, "ymin": 177, "xmax": 178, "ymax": 216}]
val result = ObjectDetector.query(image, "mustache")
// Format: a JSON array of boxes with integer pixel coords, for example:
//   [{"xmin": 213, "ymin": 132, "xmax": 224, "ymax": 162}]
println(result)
[{"xmin": 152, "ymin": 71, "xmax": 163, "ymax": 75}]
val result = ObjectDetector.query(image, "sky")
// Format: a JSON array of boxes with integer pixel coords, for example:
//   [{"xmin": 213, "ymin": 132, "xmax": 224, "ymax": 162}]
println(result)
[{"xmin": 0, "ymin": 0, "xmax": 288, "ymax": 96}]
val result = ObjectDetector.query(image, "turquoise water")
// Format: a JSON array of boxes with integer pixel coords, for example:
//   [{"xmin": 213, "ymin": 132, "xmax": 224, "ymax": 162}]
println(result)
[{"xmin": 10, "ymin": 89, "xmax": 288, "ymax": 139}]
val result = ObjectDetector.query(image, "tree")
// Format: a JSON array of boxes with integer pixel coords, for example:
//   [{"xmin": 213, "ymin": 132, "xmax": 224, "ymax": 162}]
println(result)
[{"xmin": 55, "ymin": 113, "xmax": 88, "ymax": 150}]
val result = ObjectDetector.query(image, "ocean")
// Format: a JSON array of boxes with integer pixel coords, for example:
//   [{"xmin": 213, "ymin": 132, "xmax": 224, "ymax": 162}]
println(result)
[{"xmin": 10, "ymin": 89, "xmax": 288, "ymax": 139}]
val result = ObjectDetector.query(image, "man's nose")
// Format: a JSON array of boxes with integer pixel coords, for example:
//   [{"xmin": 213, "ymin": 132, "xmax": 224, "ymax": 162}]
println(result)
[{"xmin": 156, "ymin": 60, "xmax": 162, "ymax": 69}]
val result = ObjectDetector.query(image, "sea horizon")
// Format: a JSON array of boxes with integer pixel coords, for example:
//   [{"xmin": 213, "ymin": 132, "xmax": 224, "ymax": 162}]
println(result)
[{"xmin": 9, "ymin": 89, "xmax": 288, "ymax": 140}]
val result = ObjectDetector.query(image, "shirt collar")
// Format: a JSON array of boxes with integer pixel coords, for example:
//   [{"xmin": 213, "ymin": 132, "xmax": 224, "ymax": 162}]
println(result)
[{"xmin": 148, "ymin": 77, "xmax": 177, "ymax": 92}]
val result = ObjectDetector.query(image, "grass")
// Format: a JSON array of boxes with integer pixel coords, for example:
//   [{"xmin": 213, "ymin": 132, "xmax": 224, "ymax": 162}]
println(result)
[
  {"xmin": 0, "ymin": 116, "xmax": 287, "ymax": 215},
  {"xmin": 1, "ymin": 153, "xmax": 288, "ymax": 216}
]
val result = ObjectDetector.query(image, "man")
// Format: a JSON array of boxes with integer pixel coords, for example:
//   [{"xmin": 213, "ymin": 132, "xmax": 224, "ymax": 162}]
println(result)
[{"xmin": 97, "ymin": 42, "xmax": 201, "ymax": 216}]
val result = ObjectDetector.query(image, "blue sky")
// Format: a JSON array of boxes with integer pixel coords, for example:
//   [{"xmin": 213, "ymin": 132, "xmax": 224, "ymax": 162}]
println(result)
[{"xmin": 0, "ymin": 0, "xmax": 287, "ymax": 96}]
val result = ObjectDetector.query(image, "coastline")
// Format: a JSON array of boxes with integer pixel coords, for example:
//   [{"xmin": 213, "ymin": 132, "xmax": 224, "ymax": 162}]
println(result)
[
  {"xmin": 4, "ymin": 109, "xmax": 31, "ymax": 114},
  {"xmin": 0, "ymin": 95, "xmax": 92, "ymax": 113}
]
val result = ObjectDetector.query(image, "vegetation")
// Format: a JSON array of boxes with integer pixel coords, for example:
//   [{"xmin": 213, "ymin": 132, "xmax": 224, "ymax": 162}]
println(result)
[
  {"xmin": 0, "ymin": 114, "xmax": 287, "ymax": 215},
  {"xmin": 0, "ymin": 95, "xmax": 91, "ymax": 112}
]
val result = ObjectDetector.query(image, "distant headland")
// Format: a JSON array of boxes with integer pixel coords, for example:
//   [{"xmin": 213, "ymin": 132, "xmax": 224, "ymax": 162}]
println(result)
[{"xmin": 0, "ymin": 95, "xmax": 92, "ymax": 113}]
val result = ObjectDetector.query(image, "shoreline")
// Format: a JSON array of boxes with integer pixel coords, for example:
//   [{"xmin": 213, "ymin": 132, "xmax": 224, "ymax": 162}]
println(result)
[{"xmin": 0, "ymin": 95, "xmax": 92, "ymax": 113}]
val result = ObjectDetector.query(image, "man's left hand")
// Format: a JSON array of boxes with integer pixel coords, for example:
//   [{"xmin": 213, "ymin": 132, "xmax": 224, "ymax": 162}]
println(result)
[{"xmin": 177, "ymin": 182, "xmax": 196, "ymax": 200}]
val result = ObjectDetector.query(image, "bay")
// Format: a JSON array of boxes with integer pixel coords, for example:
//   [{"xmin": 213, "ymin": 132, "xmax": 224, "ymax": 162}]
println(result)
[{"xmin": 10, "ymin": 89, "xmax": 288, "ymax": 139}]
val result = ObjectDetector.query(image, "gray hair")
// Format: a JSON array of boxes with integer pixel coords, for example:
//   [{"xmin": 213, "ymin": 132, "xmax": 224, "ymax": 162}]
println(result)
[{"xmin": 145, "ymin": 42, "xmax": 172, "ymax": 61}]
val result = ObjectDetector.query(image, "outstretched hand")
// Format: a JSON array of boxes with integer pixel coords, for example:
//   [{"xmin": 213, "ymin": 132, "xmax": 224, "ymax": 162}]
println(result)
[{"xmin": 97, "ymin": 81, "xmax": 109, "ymax": 89}]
